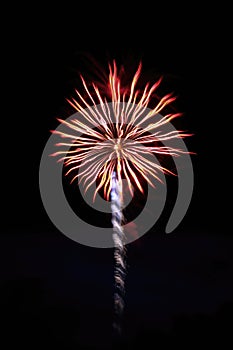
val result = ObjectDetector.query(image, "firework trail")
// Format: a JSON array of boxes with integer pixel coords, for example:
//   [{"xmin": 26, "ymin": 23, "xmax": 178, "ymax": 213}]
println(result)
[
  {"xmin": 111, "ymin": 171, "xmax": 126, "ymax": 335},
  {"xmin": 51, "ymin": 60, "xmax": 191, "ymax": 336}
]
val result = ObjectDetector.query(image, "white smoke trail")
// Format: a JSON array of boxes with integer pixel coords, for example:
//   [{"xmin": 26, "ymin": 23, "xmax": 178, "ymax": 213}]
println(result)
[{"xmin": 111, "ymin": 172, "xmax": 127, "ymax": 336}]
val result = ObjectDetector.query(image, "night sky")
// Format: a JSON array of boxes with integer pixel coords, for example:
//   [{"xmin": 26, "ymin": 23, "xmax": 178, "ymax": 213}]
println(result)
[{"xmin": 1, "ymin": 5, "xmax": 230, "ymax": 350}]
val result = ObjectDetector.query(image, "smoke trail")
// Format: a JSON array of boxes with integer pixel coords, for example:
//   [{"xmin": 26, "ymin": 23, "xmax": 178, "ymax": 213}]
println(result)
[{"xmin": 111, "ymin": 172, "xmax": 127, "ymax": 336}]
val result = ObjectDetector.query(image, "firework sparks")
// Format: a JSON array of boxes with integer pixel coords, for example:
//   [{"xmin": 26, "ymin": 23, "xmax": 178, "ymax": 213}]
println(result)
[{"xmin": 51, "ymin": 61, "xmax": 191, "ymax": 200}]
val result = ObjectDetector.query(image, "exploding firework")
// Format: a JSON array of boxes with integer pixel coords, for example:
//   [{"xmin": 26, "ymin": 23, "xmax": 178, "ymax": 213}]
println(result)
[
  {"xmin": 51, "ymin": 60, "xmax": 191, "ymax": 336},
  {"xmin": 51, "ymin": 61, "xmax": 190, "ymax": 200}
]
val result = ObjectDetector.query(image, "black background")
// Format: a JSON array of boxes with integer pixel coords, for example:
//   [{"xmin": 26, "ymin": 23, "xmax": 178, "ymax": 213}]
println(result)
[{"xmin": 1, "ymin": 4, "xmax": 231, "ymax": 349}]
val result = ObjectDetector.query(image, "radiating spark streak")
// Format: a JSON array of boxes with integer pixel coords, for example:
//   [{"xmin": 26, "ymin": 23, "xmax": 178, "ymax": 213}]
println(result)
[
  {"xmin": 51, "ymin": 60, "xmax": 192, "ymax": 201},
  {"xmin": 124, "ymin": 62, "xmax": 142, "ymax": 117},
  {"xmin": 122, "ymin": 161, "xmax": 134, "ymax": 197},
  {"xmin": 137, "ymin": 113, "xmax": 181, "ymax": 132}
]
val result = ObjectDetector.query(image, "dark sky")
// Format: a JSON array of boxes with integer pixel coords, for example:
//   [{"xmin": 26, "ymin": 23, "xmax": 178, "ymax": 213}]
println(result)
[{"xmin": 1, "ymin": 4, "xmax": 231, "ymax": 350}]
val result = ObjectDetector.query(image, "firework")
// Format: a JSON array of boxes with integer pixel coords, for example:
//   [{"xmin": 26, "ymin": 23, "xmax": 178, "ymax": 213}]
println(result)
[
  {"xmin": 51, "ymin": 60, "xmax": 191, "ymax": 336},
  {"xmin": 51, "ymin": 61, "xmax": 190, "ymax": 200}
]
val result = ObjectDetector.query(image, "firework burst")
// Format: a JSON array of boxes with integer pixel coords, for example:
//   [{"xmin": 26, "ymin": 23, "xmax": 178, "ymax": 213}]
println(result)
[{"xmin": 51, "ymin": 61, "xmax": 190, "ymax": 200}]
